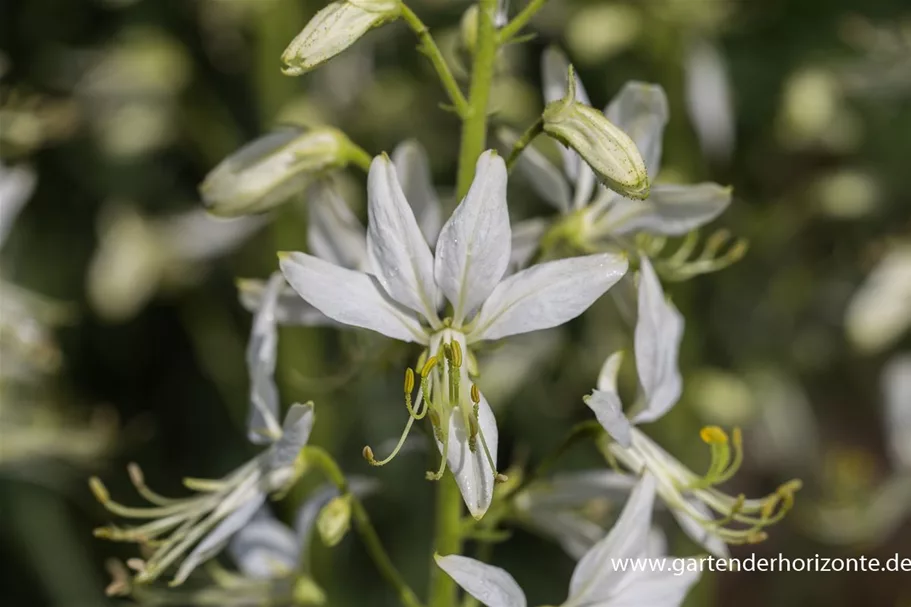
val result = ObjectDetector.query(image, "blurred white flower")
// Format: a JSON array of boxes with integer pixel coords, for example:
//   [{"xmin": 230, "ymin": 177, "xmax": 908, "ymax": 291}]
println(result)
[
  {"xmin": 436, "ymin": 474, "xmax": 701, "ymax": 607},
  {"xmin": 845, "ymin": 243, "xmax": 911, "ymax": 354},
  {"xmin": 684, "ymin": 38, "xmax": 736, "ymax": 163},
  {"xmin": 280, "ymin": 150, "xmax": 627, "ymax": 517}
]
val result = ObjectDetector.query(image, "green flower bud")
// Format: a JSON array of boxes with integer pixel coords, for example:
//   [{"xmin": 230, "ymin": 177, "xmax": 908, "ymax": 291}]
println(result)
[
  {"xmin": 282, "ymin": 0, "xmax": 401, "ymax": 76},
  {"xmin": 293, "ymin": 577, "xmax": 327, "ymax": 605},
  {"xmin": 316, "ymin": 494, "xmax": 353, "ymax": 547},
  {"xmin": 542, "ymin": 68, "xmax": 650, "ymax": 200},
  {"xmin": 200, "ymin": 127, "xmax": 350, "ymax": 217}
]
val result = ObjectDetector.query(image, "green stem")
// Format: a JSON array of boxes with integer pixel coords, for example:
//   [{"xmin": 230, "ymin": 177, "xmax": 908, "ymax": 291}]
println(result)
[
  {"xmin": 400, "ymin": 4, "xmax": 470, "ymax": 117},
  {"xmin": 505, "ymin": 117, "xmax": 544, "ymax": 170},
  {"xmin": 497, "ymin": 0, "xmax": 550, "ymax": 45},
  {"xmin": 455, "ymin": 0, "xmax": 500, "ymax": 198},
  {"xmin": 304, "ymin": 447, "xmax": 424, "ymax": 607},
  {"xmin": 429, "ymin": 472, "xmax": 463, "ymax": 607},
  {"xmin": 345, "ymin": 140, "xmax": 374, "ymax": 173}
]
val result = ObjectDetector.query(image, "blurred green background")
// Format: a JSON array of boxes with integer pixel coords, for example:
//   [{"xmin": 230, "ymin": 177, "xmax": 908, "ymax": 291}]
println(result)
[{"xmin": 1, "ymin": 0, "xmax": 910, "ymax": 606}]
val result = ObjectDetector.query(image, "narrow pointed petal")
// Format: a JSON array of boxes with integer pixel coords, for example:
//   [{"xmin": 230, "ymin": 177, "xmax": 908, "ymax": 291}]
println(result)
[
  {"xmin": 280, "ymin": 251, "xmax": 427, "ymax": 343},
  {"xmin": 601, "ymin": 183, "xmax": 732, "ymax": 236},
  {"xmin": 434, "ymin": 554, "xmax": 527, "ymax": 607},
  {"xmin": 437, "ymin": 391, "xmax": 498, "ymax": 519},
  {"xmin": 631, "ymin": 258, "xmax": 684, "ymax": 424},
  {"xmin": 308, "ymin": 182, "xmax": 368, "ymax": 270},
  {"xmin": 245, "ymin": 273, "xmax": 284, "ymax": 444},
  {"xmin": 434, "ymin": 151, "xmax": 511, "ymax": 323},
  {"xmin": 670, "ymin": 499, "xmax": 730, "ymax": 558},
  {"xmin": 469, "ymin": 253, "xmax": 628, "ymax": 342},
  {"xmin": 229, "ymin": 511, "xmax": 299, "ymax": 578},
  {"xmin": 685, "ymin": 38, "xmax": 736, "ymax": 162},
  {"xmin": 586, "ymin": 352, "xmax": 633, "ymax": 447},
  {"xmin": 238, "ymin": 279, "xmax": 335, "ymax": 327},
  {"xmin": 392, "ymin": 140, "xmax": 442, "ymax": 244},
  {"xmin": 271, "ymin": 403, "xmax": 314, "ymax": 470},
  {"xmin": 173, "ymin": 491, "xmax": 267, "ymax": 585},
  {"xmin": 883, "ymin": 354, "xmax": 911, "ymax": 469},
  {"xmin": 567, "ymin": 473, "xmax": 657, "ymax": 604},
  {"xmin": 501, "ymin": 128, "xmax": 571, "ymax": 213},
  {"xmin": 367, "ymin": 154, "xmax": 440, "ymax": 319},
  {"xmin": 605, "ymin": 81, "xmax": 669, "ymax": 179}
]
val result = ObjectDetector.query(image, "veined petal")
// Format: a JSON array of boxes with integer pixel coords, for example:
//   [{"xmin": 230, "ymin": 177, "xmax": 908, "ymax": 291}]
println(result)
[
  {"xmin": 600, "ymin": 183, "xmax": 732, "ymax": 237},
  {"xmin": 392, "ymin": 140, "xmax": 442, "ymax": 244},
  {"xmin": 883, "ymin": 354, "xmax": 911, "ymax": 469},
  {"xmin": 367, "ymin": 154, "xmax": 439, "ymax": 320},
  {"xmin": 469, "ymin": 253, "xmax": 628, "ymax": 342},
  {"xmin": 566, "ymin": 476, "xmax": 658, "ymax": 604},
  {"xmin": 670, "ymin": 498, "xmax": 730, "ymax": 558},
  {"xmin": 229, "ymin": 510, "xmax": 299, "ymax": 579},
  {"xmin": 509, "ymin": 218, "xmax": 548, "ymax": 271},
  {"xmin": 606, "ymin": 564, "xmax": 701, "ymax": 607},
  {"xmin": 586, "ymin": 352, "xmax": 633, "ymax": 448},
  {"xmin": 437, "ymin": 389, "xmax": 498, "ymax": 519},
  {"xmin": 245, "ymin": 272, "xmax": 284, "ymax": 444},
  {"xmin": 500, "ymin": 128, "xmax": 571, "ymax": 214},
  {"xmin": 630, "ymin": 258, "xmax": 683, "ymax": 425},
  {"xmin": 173, "ymin": 490, "xmax": 267, "ymax": 585},
  {"xmin": 280, "ymin": 251, "xmax": 427, "ymax": 343},
  {"xmin": 434, "ymin": 151, "xmax": 511, "ymax": 323},
  {"xmin": 308, "ymin": 181, "xmax": 368, "ymax": 270},
  {"xmin": 238, "ymin": 279, "xmax": 335, "ymax": 327},
  {"xmin": 434, "ymin": 554, "xmax": 527, "ymax": 607},
  {"xmin": 566, "ymin": 473, "xmax": 657, "ymax": 605},
  {"xmin": 605, "ymin": 82, "xmax": 669, "ymax": 179},
  {"xmin": 271, "ymin": 403, "xmax": 315, "ymax": 471}
]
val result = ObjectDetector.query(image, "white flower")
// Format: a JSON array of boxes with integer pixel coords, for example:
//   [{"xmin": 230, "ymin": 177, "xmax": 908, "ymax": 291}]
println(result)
[
  {"xmin": 91, "ymin": 274, "xmax": 314, "ymax": 585},
  {"xmin": 584, "ymin": 257, "xmax": 800, "ymax": 555},
  {"xmin": 280, "ymin": 150, "xmax": 628, "ymax": 517},
  {"xmin": 507, "ymin": 48, "xmax": 734, "ymax": 271},
  {"xmin": 845, "ymin": 243, "xmax": 911, "ymax": 354},
  {"xmin": 883, "ymin": 354, "xmax": 911, "ymax": 471},
  {"xmin": 0, "ymin": 162, "xmax": 36, "ymax": 247},
  {"xmin": 684, "ymin": 38, "xmax": 736, "ymax": 162},
  {"xmin": 436, "ymin": 474, "xmax": 700, "ymax": 607}
]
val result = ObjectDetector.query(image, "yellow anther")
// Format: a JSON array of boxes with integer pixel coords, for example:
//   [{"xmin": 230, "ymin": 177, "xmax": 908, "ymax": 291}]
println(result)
[
  {"xmin": 495, "ymin": 473, "xmax": 509, "ymax": 484},
  {"xmin": 443, "ymin": 343, "xmax": 453, "ymax": 362},
  {"xmin": 127, "ymin": 463, "xmax": 144, "ymax": 486},
  {"xmin": 421, "ymin": 356, "xmax": 438, "ymax": 378},
  {"xmin": 746, "ymin": 531, "xmax": 768, "ymax": 544},
  {"xmin": 89, "ymin": 477, "xmax": 110, "ymax": 503},
  {"xmin": 761, "ymin": 495, "xmax": 780, "ymax": 520},
  {"xmin": 450, "ymin": 341, "xmax": 463, "ymax": 368},
  {"xmin": 778, "ymin": 479, "xmax": 803, "ymax": 496},
  {"xmin": 700, "ymin": 426, "xmax": 729, "ymax": 444},
  {"xmin": 404, "ymin": 368, "xmax": 415, "ymax": 394},
  {"xmin": 470, "ymin": 383, "xmax": 480, "ymax": 405},
  {"xmin": 126, "ymin": 558, "xmax": 146, "ymax": 573},
  {"xmin": 731, "ymin": 427, "xmax": 743, "ymax": 448},
  {"xmin": 362, "ymin": 446, "xmax": 378, "ymax": 465}
]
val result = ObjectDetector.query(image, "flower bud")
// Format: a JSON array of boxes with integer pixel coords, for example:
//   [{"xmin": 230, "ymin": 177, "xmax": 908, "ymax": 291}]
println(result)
[
  {"xmin": 200, "ymin": 127, "xmax": 350, "ymax": 217},
  {"xmin": 542, "ymin": 69, "xmax": 650, "ymax": 200},
  {"xmin": 317, "ymin": 494, "xmax": 353, "ymax": 547},
  {"xmin": 282, "ymin": 0, "xmax": 401, "ymax": 76}
]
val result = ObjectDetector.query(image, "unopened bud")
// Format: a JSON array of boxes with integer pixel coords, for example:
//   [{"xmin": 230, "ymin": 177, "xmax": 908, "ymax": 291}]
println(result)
[
  {"xmin": 542, "ymin": 69, "xmax": 649, "ymax": 200},
  {"xmin": 293, "ymin": 577, "xmax": 327, "ymax": 605},
  {"xmin": 460, "ymin": 5, "xmax": 479, "ymax": 54},
  {"xmin": 282, "ymin": 0, "xmax": 402, "ymax": 76},
  {"xmin": 200, "ymin": 127, "xmax": 351, "ymax": 217},
  {"xmin": 317, "ymin": 494, "xmax": 353, "ymax": 547}
]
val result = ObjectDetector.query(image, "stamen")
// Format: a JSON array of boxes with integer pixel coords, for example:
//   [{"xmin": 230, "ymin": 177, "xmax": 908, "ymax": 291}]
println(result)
[
  {"xmin": 427, "ymin": 417, "xmax": 450, "ymax": 481},
  {"xmin": 421, "ymin": 356, "xmax": 438, "ymax": 378},
  {"xmin": 128, "ymin": 463, "xmax": 181, "ymax": 506},
  {"xmin": 362, "ymin": 414, "xmax": 417, "ymax": 467}
]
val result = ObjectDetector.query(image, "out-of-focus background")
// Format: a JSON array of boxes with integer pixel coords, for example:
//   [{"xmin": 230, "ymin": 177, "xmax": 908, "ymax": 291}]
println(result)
[{"xmin": 1, "ymin": 0, "xmax": 910, "ymax": 606}]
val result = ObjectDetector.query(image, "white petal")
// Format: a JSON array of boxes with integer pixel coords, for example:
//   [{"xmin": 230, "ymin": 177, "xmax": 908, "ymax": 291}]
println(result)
[
  {"xmin": 367, "ymin": 155, "xmax": 439, "ymax": 318},
  {"xmin": 230, "ymin": 511, "xmax": 299, "ymax": 578},
  {"xmin": 469, "ymin": 253, "xmax": 628, "ymax": 342},
  {"xmin": 437, "ymin": 389, "xmax": 498, "ymax": 519},
  {"xmin": 245, "ymin": 272, "xmax": 284, "ymax": 444},
  {"xmin": 509, "ymin": 218, "xmax": 548, "ymax": 272},
  {"xmin": 601, "ymin": 183, "xmax": 732, "ymax": 237},
  {"xmin": 630, "ymin": 258, "xmax": 683, "ymax": 425},
  {"xmin": 158, "ymin": 209, "xmax": 267, "ymax": 262},
  {"xmin": 434, "ymin": 151, "xmax": 511, "ymax": 323},
  {"xmin": 606, "ymin": 564, "xmax": 701, "ymax": 607},
  {"xmin": 0, "ymin": 162, "xmax": 36, "ymax": 246},
  {"xmin": 670, "ymin": 499, "xmax": 730, "ymax": 558},
  {"xmin": 883, "ymin": 354, "xmax": 911, "ymax": 469},
  {"xmin": 685, "ymin": 38, "xmax": 736, "ymax": 162},
  {"xmin": 238, "ymin": 279, "xmax": 335, "ymax": 327},
  {"xmin": 605, "ymin": 81, "xmax": 669, "ymax": 179},
  {"xmin": 586, "ymin": 353, "xmax": 633, "ymax": 448},
  {"xmin": 270, "ymin": 403, "xmax": 314, "ymax": 470},
  {"xmin": 501, "ymin": 128, "xmax": 571, "ymax": 213},
  {"xmin": 308, "ymin": 182, "xmax": 368, "ymax": 270},
  {"xmin": 434, "ymin": 554, "xmax": 527, "ymax": 607},
  {"xmin": 392, "ymin": 140, "xmax": 442, "ymax": 244},
  {"xmin": 567, "ymin": 473, "xmax": 657, "ymax": 604},
  {"xmin": 173, "ymin": 490, "xmax": 266, "ymax": 585},
  {"xmin": 280, "ymin": 251, "xmax": 427, "ymax": 343},
  {"xmin": 845, "ymin": 245, "xmax": 911, "ymax": 354}
]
